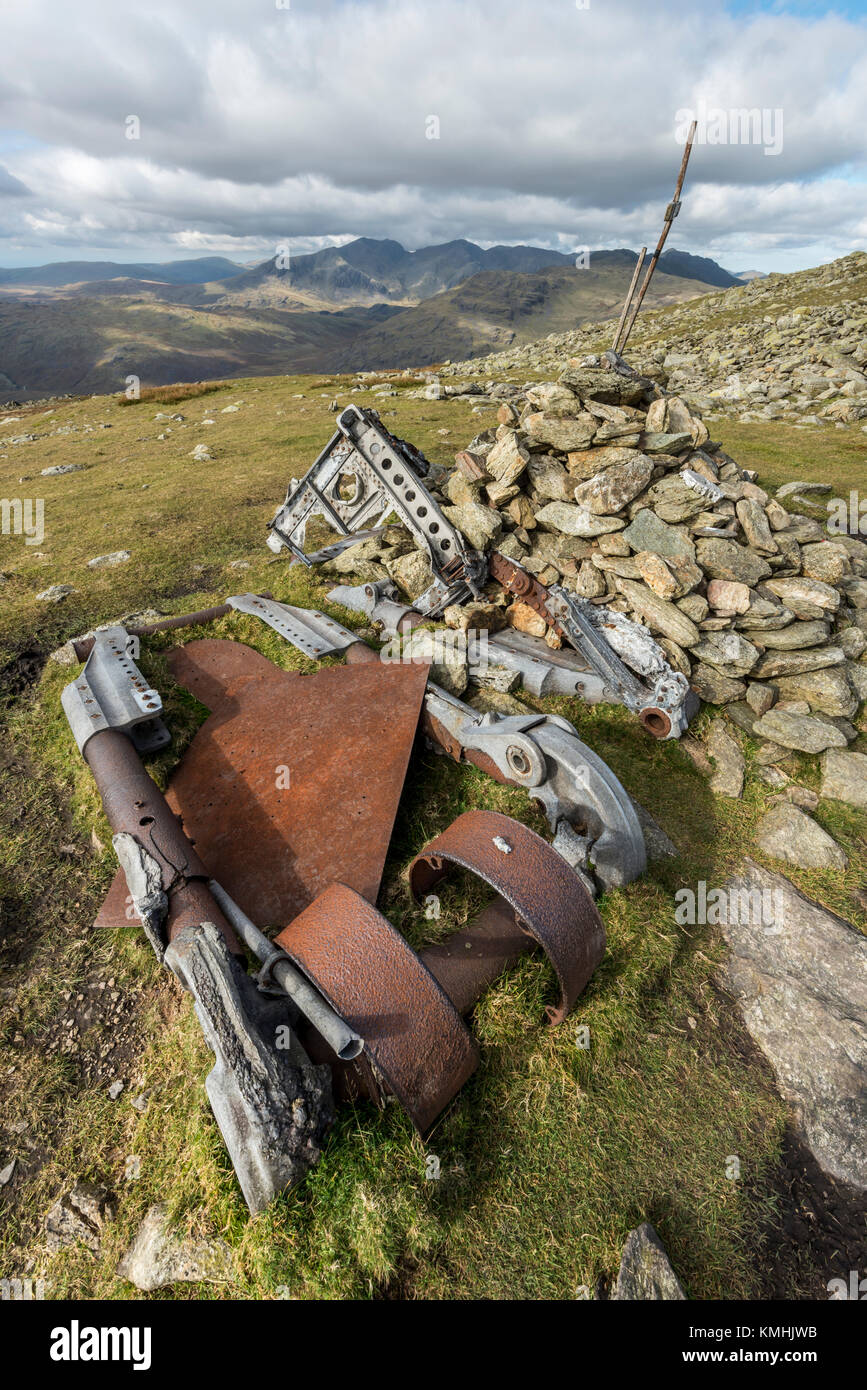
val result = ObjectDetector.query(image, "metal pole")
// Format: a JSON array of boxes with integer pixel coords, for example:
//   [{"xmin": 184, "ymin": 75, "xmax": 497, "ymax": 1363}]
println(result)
[
  {"xmin": 72, "ymin": 593, "xmax": 274, "ymax": 662},
  {"xmin": 612, "ymin": 246, "xmax": 647, "ymax": 354},
  {"xmin": 618, "ymin": 121, "xmax": 698, "ymax": 355},
  {"xmin": 209, "ymin": 880, "xmax": 364, "ymax": 1062}
]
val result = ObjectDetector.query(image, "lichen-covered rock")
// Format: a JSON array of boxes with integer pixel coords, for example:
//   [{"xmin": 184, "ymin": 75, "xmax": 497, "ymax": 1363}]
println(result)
[
  {"xmin": 611, "ymin": 1223, "xmax": 686, "ymax": 1301},
  {"xmin": 755, "ymin": 803, "xmax": 848, "ymax": 871},
  {"xmin": 752, "ymin": 708, "xmax": 849, "ymax": 753},
  {"xmin": 719, "ymin": 862, "xmax": 867, "ymax": 1189},
  {"xmin": 820, "ymin": 748, "xmax": 867, "ymax": 809}
]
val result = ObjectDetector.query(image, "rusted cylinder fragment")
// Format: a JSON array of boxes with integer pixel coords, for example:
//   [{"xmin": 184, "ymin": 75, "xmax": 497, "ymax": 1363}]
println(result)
[
  {"xmin": 275, "ymin": 882, "xmax": 478, "ymax": 1133},
  {"xmin": 409, "ymin": 809, "xmax": 605, "ymax": 1025},
  {"xmin": 420, "ymin": 895, "xmax": 530, "ymax": 1014}
]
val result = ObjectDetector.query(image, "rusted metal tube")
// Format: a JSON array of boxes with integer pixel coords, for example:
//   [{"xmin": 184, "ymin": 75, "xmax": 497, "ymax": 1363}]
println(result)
[
  {"xmin": 84, "ymin": 728, "xmax": 241, "ymax": 953},
  {"xmin": 72, "ymin": 593, "xmax": 274, "ymax": 662},
  {"xmin": 208, "ymin": 879, "xmax": 364, "ymax": 1061}
]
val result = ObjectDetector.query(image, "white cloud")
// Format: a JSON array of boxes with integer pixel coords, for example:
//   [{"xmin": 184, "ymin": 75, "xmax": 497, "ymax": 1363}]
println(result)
[{"xmin": 0, "ymin": 0, "xmax": 864, "ymax": 268}]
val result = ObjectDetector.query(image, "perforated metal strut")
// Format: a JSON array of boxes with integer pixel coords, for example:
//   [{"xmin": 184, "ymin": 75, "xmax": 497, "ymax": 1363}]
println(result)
[{"xmin": 267, "ymin": 404, "xmax": 487, "ymax": 616}]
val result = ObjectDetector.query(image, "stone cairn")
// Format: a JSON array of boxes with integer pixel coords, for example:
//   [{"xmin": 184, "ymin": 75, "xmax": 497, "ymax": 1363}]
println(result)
[{"xmin": 326, "ymin": 357, "xmax": 867, "ymax": 759}]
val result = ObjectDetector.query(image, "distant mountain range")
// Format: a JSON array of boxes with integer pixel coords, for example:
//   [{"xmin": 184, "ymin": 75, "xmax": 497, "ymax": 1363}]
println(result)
[
  {"xmin": 0, "ymin": 238, "xmax": 742, "ymax": 397},
  {"xmin": 0, "ymin": 256, "xmax": 242, "ymax": 288}
]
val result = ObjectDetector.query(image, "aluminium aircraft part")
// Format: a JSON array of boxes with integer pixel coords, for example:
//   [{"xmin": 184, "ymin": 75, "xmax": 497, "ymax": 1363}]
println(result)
[
  {"xmin": 409, "ymin": 810, "xmax": 605, "ymax": 1025},
  {"xmin": 226, "ymin": 593, "xmax": 361, "ymax": 659},
  {"xmin": 488, "ymin": 551, "xmax": 694, "ymax": 739},
  {"xmin": 420, "ymin": 684, "xmax": 646, "ymax": 891},
  {"xmin": 165, "ymin": 921, "xmax": 334, "ymax": 1215},
  {"xmin": 327, "ymin": 580, "xmax": 423, "ymax": 637},
  {"xmin": 62, "ymin": 625, "xmax": 170, "ymax": 756},
  {"xmin": 266, "ymin": 404, "xmax": 487, "ymax": 616},
  {"xmin": 208, "ymin": 878, "xmax": 363, "ymax": 1062},
  {"xmin": 484, "ymin": 629, "xmax": 608, "ymax": 700},
  {"xmin": 95, "ymin": 639, "xmax": 429, "ymax": 932}
]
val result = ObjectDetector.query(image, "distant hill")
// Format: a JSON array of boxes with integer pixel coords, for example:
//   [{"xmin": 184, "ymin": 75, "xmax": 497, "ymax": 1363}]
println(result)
[
  {"xmin": 0, "ymin": 238, "xmax": 740, "ymax": 305},
  {"xmin": 214, "ymin": 239, "xmax": 740, "ymax": 308},
  {"xmin": 0, "ymin": 238, "xmax": 741, "ymax": 397},
  {"xmin": 733, "ymin": 270, "xmax": 769, "ymax": 282},
  {"xmin": 0, "ymin": 256, "xmax": 242, "ymax": 287}
]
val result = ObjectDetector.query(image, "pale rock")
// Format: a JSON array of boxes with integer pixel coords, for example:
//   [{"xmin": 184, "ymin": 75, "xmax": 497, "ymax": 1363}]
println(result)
[
  {"xmin": 800, "ymin": 542, "xmax": 851, "ymax": 585},
  {"xmin": 735, "ymin": 499, "xmax": 778, "ymax": 554},
  {"xmin": 765, "ymin": 576, "xmax": 841, "ymax": 619},
  {"xmin": 820, "ymin": 748, "xmax": 867, "ymax": 809},
  {"xmin": 719, "ymin": 863, "xmax": 867, "ymax": 1188},
  {"xmin": 707, "ymin": 719, "xmax": 745, "ymax": 797},
  {"xmin": 442, "ymin": 501, "xmax": 503, "ymax": 551},
  {"xmin": 621, "ymin": 509, "xmax": 695, "ymax": 560},
  {"xmin": 117, "ymin": 1204, "xmax": 232, "ymax": 1292},
  {"xmin": 506, "ymin": 601, "xmax": 548, "ymax": 638},
  {"xmin": 535, "ymin": 503, "xmax": 625, "ymax": 537},
  {"xmin": 572, "ymin": 454, "xmax": 653, "ymax": 514},
  {"xmin": 691, "ymin": 631, "xmax": 760, "ymax": 678},
  {"xmin": 752, "ymin": 646, "xmax": 845, "ymax": 679},
  {"xmin": 614, "ymin": 578, "xmax": 700, "ymax": 647},
  {"xmin": 755, "ymin": 802, "xmax": 847, "ymax": 870},
  {"xmin": 752, "ymin": 709, "xmax": 848, "ymax": 753},
  {"xmin": 695, "ymin": 539, "xmax": 772, "ymax": 587},
  {"xmin": 524, "ymin": 411, "xmax": 597, "ymax": 451},
  {"xmin": 611, "ymin": 1223, "xmax": 685, "ymax": 1301},
  {"xmin": 707, "ymin": 579, "xmax": 751, "ymax": 614},
  {"xmin": 774, "ymin": 666, "xmax": 857, "ymax": 718},
  {"xmin": 690, "ymin": 663, "xmax": 746, "ymax": 704}
]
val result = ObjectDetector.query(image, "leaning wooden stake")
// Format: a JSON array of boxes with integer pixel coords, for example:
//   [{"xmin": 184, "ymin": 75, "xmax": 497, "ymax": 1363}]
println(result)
[
  {"xmin": 612, "ymin": 246, "xmax": 647, "ymax": 353},
  {"xmin": 615, "ymin": 121, "xmax": 698, "ymax": 356}
]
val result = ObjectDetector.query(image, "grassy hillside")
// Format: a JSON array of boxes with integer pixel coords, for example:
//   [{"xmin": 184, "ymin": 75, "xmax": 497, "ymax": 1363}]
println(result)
[{"xmin": 1, "ymin": 373, "xmax": 864, "ymax": 1301}]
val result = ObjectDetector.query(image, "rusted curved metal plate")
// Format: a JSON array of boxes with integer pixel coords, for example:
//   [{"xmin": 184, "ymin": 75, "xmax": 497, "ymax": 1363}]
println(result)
[
  {"xmin": 96, "ymin": 640, "xmax": 428, "ymax": 930},
  {"xmin": 409, "ymin": 809, "xmax": 605, "ymax": 1025},
  {"xmin": 275, "ymin": 882, "xmax": 478, "ymax": 1133}
]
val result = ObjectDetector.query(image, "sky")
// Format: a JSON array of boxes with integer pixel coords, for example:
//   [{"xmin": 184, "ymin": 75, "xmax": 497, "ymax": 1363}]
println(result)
[{"xmin": 0, "ymin": 0, "xmax": 864, "ymax": 275}]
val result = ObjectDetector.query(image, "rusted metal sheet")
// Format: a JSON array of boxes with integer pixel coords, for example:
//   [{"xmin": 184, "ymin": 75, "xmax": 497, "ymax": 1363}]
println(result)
[
  {"xmin": 274, "ymin": 882, "xmax": 479, "ymax": 1133},
  {"xmin": 96, "ymin": 640, "xmax": 428, "ymax": 931},
  {"xmin": 409, "ymin": 810, "xmax": 605, "ymax": 1025}
]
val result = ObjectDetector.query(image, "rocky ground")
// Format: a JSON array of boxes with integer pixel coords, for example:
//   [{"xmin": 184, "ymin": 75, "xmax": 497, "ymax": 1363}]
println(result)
[
  {"xmin": 1, "ymin": 357, "xmax": 865, "ymax": 1300},
  {"xmin": 324, "ymin": 350, "xmax": 867, "ymax": 1241},
  {"xmin": 432, "ymin": 250, "xmax": 867, "ymax": 429}
]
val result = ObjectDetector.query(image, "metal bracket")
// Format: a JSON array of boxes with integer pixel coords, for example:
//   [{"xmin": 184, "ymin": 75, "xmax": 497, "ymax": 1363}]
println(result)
[
  {"xmin": 226, "ymin": 593, "xmax": 360, "ymax": 659},
  {"xmin": 327, "ymin": 580, "xmax": 418, "ymax": 636},
  {"xmin": 422, "ymin": 685, "xmax": 646, "ymax": 891},
  {"xmin": 61, "ymin": 625, "xmax": 170, "ymax": 756},
  {"xmin": 267, "ymin": 404, "xmax": 487, "ymax": 616},
  {"xmin": 489, "ymin": 553, "xmax": 694, "ymax": 739}
]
